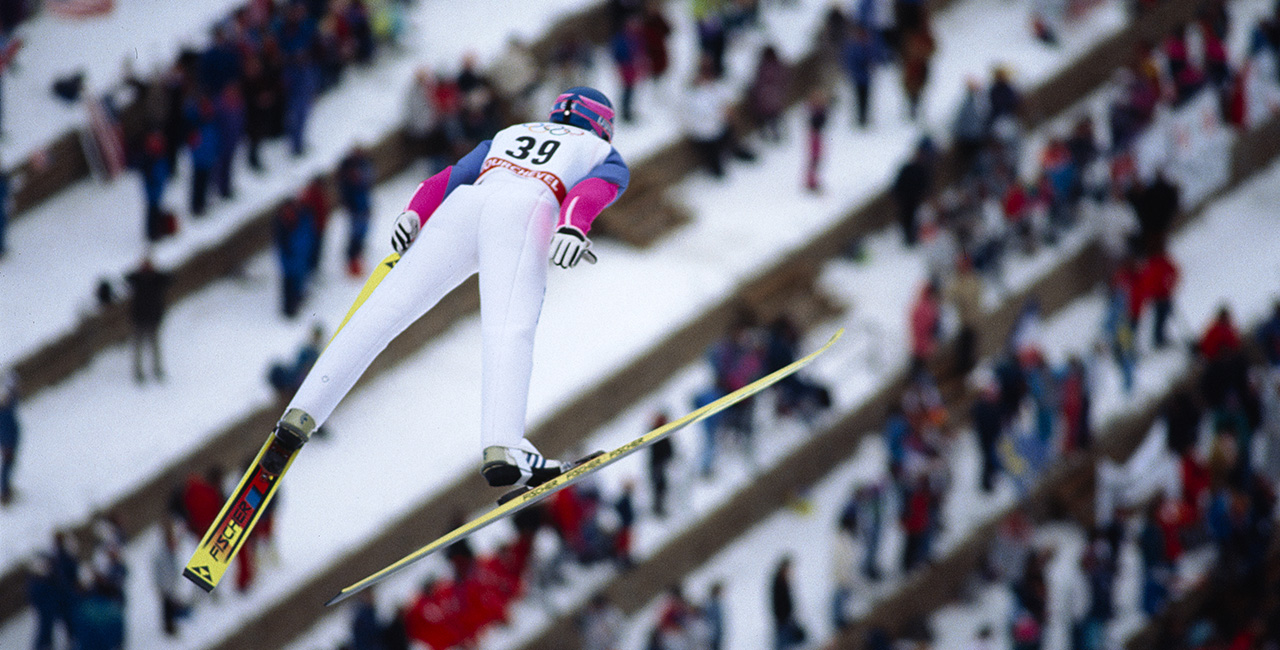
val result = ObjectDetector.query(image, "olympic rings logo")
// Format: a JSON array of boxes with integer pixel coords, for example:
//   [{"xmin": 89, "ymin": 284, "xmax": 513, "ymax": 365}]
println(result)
[{"xmin": 526, "ymin": 123, "xmax": 582, "ymax": 136}]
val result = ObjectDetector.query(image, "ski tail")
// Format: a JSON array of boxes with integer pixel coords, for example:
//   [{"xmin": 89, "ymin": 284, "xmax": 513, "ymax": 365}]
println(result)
[
  {"xmin": 183, "ymin": 434, "xmax": 298, "ymax": 592},
  {"xmin": 185, "ymin": 253, "xmax": 400, "ymax": 592},
  {"xmin": 325, "ymin": 328, "xmax": 844, "ymax": 606}
]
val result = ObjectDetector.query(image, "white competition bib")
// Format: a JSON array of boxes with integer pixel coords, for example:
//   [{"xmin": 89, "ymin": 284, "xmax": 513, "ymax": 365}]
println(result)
[{"xmin": 478, "ymin": 122, "xmax": 614, "ymax": 202}]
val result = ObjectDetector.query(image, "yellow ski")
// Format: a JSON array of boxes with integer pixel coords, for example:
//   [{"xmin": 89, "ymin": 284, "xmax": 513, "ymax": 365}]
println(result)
[
  {"xmin": 325, "ymin": 328, "xmax": 844, "ymax": 606},
  {"xmin": 184, "ymin": 253, "xmax": 401, "ymax": 592}
]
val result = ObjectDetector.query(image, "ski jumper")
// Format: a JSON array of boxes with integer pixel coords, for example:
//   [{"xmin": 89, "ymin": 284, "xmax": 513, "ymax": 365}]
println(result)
[{"xmin": 287, "ymin": 121, "xmax": 629, "ymax": 450}]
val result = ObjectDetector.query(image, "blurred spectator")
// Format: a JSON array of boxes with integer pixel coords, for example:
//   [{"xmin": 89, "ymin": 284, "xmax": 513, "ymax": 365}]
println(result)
[
  {"xmin": 1104, "ymin": 258, "xmax": 1139, "ymax": 393},
  {"xmin": 1129, "ymin": 170, "xmax": 1180, "ymax": 254},
  {"xmin": 694, "ymin": 4, "xmax": 728, "ymax": 79},
  {"xmin": 805, "ymin": 89, "xmax": 830, "ymax": 192},
  {"xmin": 350, "ymin": 587, "xmax": 401, "ymax": 650},
  {"xmin": 749, "ymin": 45, "xmax": 790, "ymax": 141},
  {"xmin": 853, "ymin": 483, "xmax": 885, "ymax": 581},
  {"xmin": 986, "ymin": 511, "xmax": 1032, "ymax": 587},
  {"xmin": 1199, "ymin": 306, "xmax": 1249, "ymax": 410},
  {"xmin": 899, "ymin": 16, "xmax": 935, "ymax": 121},
  {"xmin": 971, "ymin": 376, "xmax": 1002, "ymax": 493},
  {"xmin": 339, "ymin": 147, "xmax": 376, "ymax": 276},
  {"xmin": 831, "ymin": 508, "xmax": 858, "ymax": 630},
  {"xmin": 1091, "ymin": 185, "xmax": 1139, "ymax": 271},
  {"xmin": 1200, "ymin": 306, "xmax": 1242, "ymax": 361},
  {"xmin": 641, "ymin": 2, "xmax": 674, "ymax": 83},
  {"xmin": 578, "ymin": 593, "xmax": 625, "ymax": 650},
  {"xmin": 181, "ymin": 466, "xmax": 224, "ymax": 541},
  {"xmin": 771, "ymin": 556, "xmax": 807, "ymax": 650},
  {"xmin": 765, "ymin": 317, "xmax": 832, "ymax": 422},
  {"xmin": 126, "ymin": 256, "xmax": 173, "ymax": 384},
  {"xmin": 908, "ymin": 278, "xmax": 942, "ymax": 365},
  {"xmin": 988, "ymin": 65, "xmax": 1021, "ymax": 128},
  {"xmin": 186, "ymin": 95, "xmax": 220, "ymax": 216},
  {"xmin": 1138, "ymin": 499, "xmax": 1174, "ymax": 616},
  {"xmin": 299, "ymin": 175, "xmax": 331, "ymax": 276},
  {"xmin": 900, "ymin": 472, "xmax": 936, "ymax": 571},
  {"xmin": 612, "ymin": 16, "xmax": 648, "ymax": 124},
  {"xmin": 404, "ymin": 67, "xmax": 440, "ymax": 173},
  {"xmin": 152, "ymin": 518, "xmax": 192, "ymax": 637},
  {"xmin": 0, "ymin": 163, "xmax": 11, "ymax": 258},
  {"xmin": 274, "ymin": 197, "xmax": 318, "ymax": 318},
  {"xmin": 241, "ymin": 51, "xmax": 279, "ymax": 173},
  {"xmin": 613, "ymin": 481, "xmax": 636, "ymax": 568},
  {"xmin": 647, "ymin": 412, "xmax": 675, "ymax": 518},
  {"xmin": 282, "ymin": 28, "xmax": 319, "ymax": 157},
  {"xmin": 136, "ymin": 132, "xmax": 173, "ymax": 242},
  {"xmin": 704, "ymin": 316, "xmax": 766, "ymax": 470},
  {"xmin": 683, "ymin": 56, "xmax": 754, "ymax": 179},
  {"xmin": 892, "ymin": 139, "xmax": 934, "ymax": 246},
  {"xmin": 268, "ymin": 323, "xmax": 326, "ymax": 399},
  {"xmin": 162, "ymin": 63, "xmax": 189, "ymax": 172},
  {"xmin": 953, "ymin": 78, "xmax": 989, "ymax": 176},
  {"xmin": 1140, "ymin": 246, "xmax": 1180, "ymax": 349},
  {"xmin": 27, "ymin": 554, "xmax": 62, "ymax": 650},
  {"xmin": 492, "ymin": 37, "xmax": 538, "ymax": 120},
  {"xmin": 1030, "ymin": 0, "xmax": 1061, "ymax": 45},
  {"xmin": 948, "ymin": 256, "xmax": 983, "ymax": 374},
  {"xmin": 0, "ymin": 369, "xmax": 17, "ymax": 506},
  {"xmin": 1256, "ymin": 300, "xmax": 1280, "ymax": 365},
  {"xmin": 1059, "ymin": 356, "xmax": 1092, "ymax": 452},
  {"xmin": 213, "ymin": 84, "xmax": 246, "ymax": 200},
  {"xmin": 648, "ymin": 584, "xmax": 696, "ymax": 650},
  {"xmin": 842, "ymin": 23, "xmax": 887, "ymax": 128},
  {"xmin": 705, "ymin": 582, "xmax": 725, "ymax": 650}
]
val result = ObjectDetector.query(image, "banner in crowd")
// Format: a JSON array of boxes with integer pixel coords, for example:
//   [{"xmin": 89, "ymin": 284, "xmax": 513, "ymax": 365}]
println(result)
[
  {"xmin": 46, "ymin": 0, "xmax": 115, "ymax": 19},
  {"xmin": 1134, "ymin": 89, "xmax": 1232, "ymax": 208},
  {"xmin": 80, "ymin": 95, "xmax": 125, "ymax": 181}
]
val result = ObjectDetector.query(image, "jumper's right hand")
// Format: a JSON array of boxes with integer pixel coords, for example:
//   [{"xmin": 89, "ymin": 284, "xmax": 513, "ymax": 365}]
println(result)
[{"xmin": 391, "ymin": 210, "xmax": 421, "ymax": 255}]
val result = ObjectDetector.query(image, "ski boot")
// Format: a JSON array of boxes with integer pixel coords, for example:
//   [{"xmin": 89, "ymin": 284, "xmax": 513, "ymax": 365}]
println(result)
[
  {"xmin": 263, "ymin": 408, "xmax": 316, "ymax": 474},
  {"xmin": 481, "ymin": 441, "xmax": 566, "ymax": 489}
]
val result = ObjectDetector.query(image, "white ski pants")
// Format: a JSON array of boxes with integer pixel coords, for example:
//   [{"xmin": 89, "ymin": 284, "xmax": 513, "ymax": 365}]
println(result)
[{"xmin": 288, "ymin": 174, "xmax": 558, "ymax": 450}]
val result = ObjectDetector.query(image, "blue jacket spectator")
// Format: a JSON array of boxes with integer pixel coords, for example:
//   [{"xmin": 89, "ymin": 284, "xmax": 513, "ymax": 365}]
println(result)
[
  {"xmin": 138, "ymin": 132, "xmax": 171, "ymax": 241},
  {"xmin": 199, "ymin": 26, "xmax": 242, "ymax": 95},
  {"xmin": 274, "ymin": 199, "xmax": 318, "ymax": 318},
  {"xmin": 0, "ymin": 370, "xmax": 18, "ymax": 505},
  {"xmin": 339, "ymin": 147, "xmax": 376, "ymax": 275},
  {"xmin": 0, "ymin": 165, "xmax": 9, "ymax": 257},
  {"xmin": 842, "ymin": 24, "xmax": 886, "ymax": 127},
  {"xmin": 186, "ymin": 96, "xmax": 221, "ymax": 216},
  {"xmin": 214, "ymin": 85, "xmax": 246, "ymax": 200}
]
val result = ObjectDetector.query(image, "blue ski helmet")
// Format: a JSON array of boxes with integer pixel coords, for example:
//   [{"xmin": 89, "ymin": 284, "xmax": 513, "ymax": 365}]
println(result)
[{"xmin": 549, "ymin": 86, "xmax": 615, "ymax": 141}]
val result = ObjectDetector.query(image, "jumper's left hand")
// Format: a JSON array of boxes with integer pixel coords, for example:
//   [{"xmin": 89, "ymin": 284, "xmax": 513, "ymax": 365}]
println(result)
[{"xmin": 549, "ymin": 225, "xmax": 595, "ymax": 268}]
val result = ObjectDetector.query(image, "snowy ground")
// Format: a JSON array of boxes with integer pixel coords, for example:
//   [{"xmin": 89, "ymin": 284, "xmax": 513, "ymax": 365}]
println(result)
[
  {"xmin": 2, "ymin": 0, "xmax": 620, "ymax": 169},
  {"xmin": 604, "ymin": 159, "xmax": 1280, "ymax": 650},
  {"xmin": 0, "ymin": 0, "xmax": 840, "ymax": 367},
  {"xmin": 0, "ymin": 1, "xmax": 1199, "ymax": 648},
  {"xmin": 0, "ymin": 0, "xmax": 1129, "ymax": 577}
]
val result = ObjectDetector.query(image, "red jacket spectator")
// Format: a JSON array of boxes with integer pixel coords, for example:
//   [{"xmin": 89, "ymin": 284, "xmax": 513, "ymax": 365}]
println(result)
[
  {"xmin": 910, "ymin": 281, "xmax": 941, "ymax": 360},
  {"xmin": 1180, "ymin": 452, "xmax": 1211, "ymax": 515},
  {"xmin": 1200, "ymin": 309, "xmax": 1241, "ymax": 359},
  {"xmin": 405, "ymin": 578, "xmax": 466, "ymax": 650},
  {"xmin": 549, "ymin": 486, "xmax": 591, "ymax": 555},
  {"xmin": 181, "ymin": 469, "xmax": 223, "ymax": 538},
  {"xmin": 1003, "ymin": 182, "xmax": 1029, "ymax": 224},
  {"xmin": 1140, "ymin": 251, "xmax": 1179, "ymax": 302},
  {"xmin": 1112, "ymin": 260, "xmax": 1145, "ymax": 322}
]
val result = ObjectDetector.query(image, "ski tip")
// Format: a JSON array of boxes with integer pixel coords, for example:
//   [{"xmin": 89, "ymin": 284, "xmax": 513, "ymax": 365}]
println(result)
[{"xmin": 325, "ymin": 589, "xmax": 354, "ymax": 607}]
